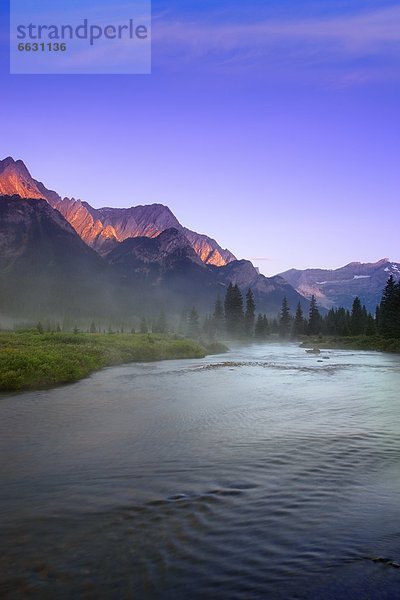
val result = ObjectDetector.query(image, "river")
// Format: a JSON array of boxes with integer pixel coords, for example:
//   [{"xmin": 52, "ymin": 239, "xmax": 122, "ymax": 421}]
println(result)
[{"xmin": 1, "ymin": 343, "xmax": 400, "ymax": 598}]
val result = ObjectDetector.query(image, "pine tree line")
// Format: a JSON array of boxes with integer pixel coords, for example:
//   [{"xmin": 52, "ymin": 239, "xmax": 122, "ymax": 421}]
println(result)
[
  {"xmin": 274, "ymin": 275, "xmax": 400, "ymax": 340},
  {"xmin": 138, "ymin": 282, "xmax": 396, "ymax": 342},
  {"xmin": 377, "ymin": 275, "xmax": 400, "ymax": 338},
  {"xmin": 207, "ymin": 284, "xmax": 390, "ymax": 340},
  {"xmin": 27, "ymin": 276, "xmax": 399, "ymax": 341},
  {"xmin": 276, "ymin": 295, "xmax": 376, "ymax": 338}
]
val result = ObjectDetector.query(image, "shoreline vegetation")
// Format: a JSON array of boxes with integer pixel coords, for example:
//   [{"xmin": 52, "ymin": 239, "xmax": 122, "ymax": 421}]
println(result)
[
  {"xmin": 300, "ymin": 335, "xmax": 400, "ymax": 354},
  {"xmin": 1, "ymin": 275, "xmax": 399, "ymax": 393},
  {"xmin": 0, "ymin": 332, "xmax": 228, "ymax": 393},
  {"xmin": 1, "ymin": 329, "xmax": 399, "ymax": 394}
]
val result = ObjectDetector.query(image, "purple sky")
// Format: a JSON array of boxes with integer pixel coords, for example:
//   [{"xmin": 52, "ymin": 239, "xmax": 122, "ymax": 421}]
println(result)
[{"xmin": 1, "ymin": 1, "xmax": 399, "ymax": 275}]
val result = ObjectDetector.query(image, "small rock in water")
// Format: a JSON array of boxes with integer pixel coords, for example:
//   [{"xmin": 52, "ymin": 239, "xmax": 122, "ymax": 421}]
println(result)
[{"xmin": 370, "ymin": 556, "xmax": 400, "ymax": 568}]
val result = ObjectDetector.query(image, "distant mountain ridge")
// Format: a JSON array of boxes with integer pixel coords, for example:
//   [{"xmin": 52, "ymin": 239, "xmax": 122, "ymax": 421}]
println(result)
[
  {"xmin": 0, "ymin": 156, "xmax": 310, "ymax": 318},
  {"xmin": 106, "ymin": 227, "xmax": 308, "ymax": 314},
  {"xmin": 278, "ymin": 259, "xmax": 400, "ymax": 312},
  {"xmin": 0, "ymin": 157, "xmax": 236, "ymax": 266},
  {"xmin": 108, "ymin": 227, "xmax": 204, "ymax": 269}
]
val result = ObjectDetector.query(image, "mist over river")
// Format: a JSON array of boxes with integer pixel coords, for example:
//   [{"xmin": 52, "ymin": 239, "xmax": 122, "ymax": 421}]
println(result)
[{"xmin": 1, "ymin": 343, "xmax": 400, "ymax": 599}]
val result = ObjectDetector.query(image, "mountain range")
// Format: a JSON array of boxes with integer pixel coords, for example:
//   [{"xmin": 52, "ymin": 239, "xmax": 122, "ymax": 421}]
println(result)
[
  {"xmin": 0, "ymin": 156, "xmax": 308, "ymax": 323},
  {"xmin": 0, "ymin": 156, "xmax": 396, "ymax": 323},
  {"xmin": 0, "ymin": 157, "xmax": 235, "ymax": 265},
  {"xmin": 279, "ymin": 260, "xmax": 400, "ymax": 313}
]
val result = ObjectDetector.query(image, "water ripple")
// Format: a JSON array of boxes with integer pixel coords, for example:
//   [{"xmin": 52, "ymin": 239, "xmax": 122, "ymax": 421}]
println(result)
[{"xmin": 1, "ymin": 344, "xmax": 400, "ymax": 598}]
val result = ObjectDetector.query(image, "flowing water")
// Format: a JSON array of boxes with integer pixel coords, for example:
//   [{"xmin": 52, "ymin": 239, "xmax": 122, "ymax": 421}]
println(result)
[{"xmin": 1, "ymin": 343, "xmax": 400, "ymax": 599}]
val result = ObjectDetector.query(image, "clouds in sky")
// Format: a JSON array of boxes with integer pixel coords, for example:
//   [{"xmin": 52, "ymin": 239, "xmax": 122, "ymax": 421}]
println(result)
[
  {"xmin": 1, "ymin": 1, "xmax": 399, "ymax": 272},
  {"xmin": 153, "ymin": 5, "xmax": 400, "ymax": 84},
  {"xmin": 4, "ymin": 2, "xmax": 400, "ymax": 82}
]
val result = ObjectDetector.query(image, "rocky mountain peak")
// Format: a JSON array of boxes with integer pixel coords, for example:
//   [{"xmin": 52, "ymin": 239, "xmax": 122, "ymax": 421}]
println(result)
[
  {"xmin": 0, "ymin": 157, "xmax": 45, "ymax": 199},
  {"xmin": 94, "ymin": 203, "xmax": 182, "ymax": 241},
  {"xmin": 0, "ymin": 156, "xmax": 236, "ymax": 268},
  {"xmin": 0, "ymin": 156, "xmax": 30, "ymax": 174}
]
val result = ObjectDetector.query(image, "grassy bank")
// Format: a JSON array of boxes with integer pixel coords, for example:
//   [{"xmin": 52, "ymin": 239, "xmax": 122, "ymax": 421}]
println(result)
[
  {"xmin": 0, "ymin": 332, "xmax": 226, "ymax": 392},
  {"xmin": 300, "ymin": 335, "xmax": 400, "ymax": 354}
]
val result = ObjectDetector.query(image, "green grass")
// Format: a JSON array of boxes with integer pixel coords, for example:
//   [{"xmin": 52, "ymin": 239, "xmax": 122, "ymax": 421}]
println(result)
[
  {"xmin": 300, "ymin": 335, "xmax": 400, "ymax": 354},
  {"xmin": 0, "ymin": 332, "xmax": 214, "ymax": 392}
]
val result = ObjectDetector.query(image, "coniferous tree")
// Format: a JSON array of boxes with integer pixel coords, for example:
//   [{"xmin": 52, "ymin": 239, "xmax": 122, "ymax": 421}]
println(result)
[
  {"xmin": 324, "ymin": 308, "xmax": 337, "ymax": 336},
  {"xmin": 375, "ymin": 305, "xmax": 381, "ymax": 330},
  {"xmin": 292, "ymin": 302, "xmax": 305, "ymax": 337},
  {"xmin": 279, "ymin": 297, "xmax": 291, "ymax": 338},
  {"xmin": 350, "ymin": 297, "xmax": 364, "ymax": 335},
  {"xmin": 342, "ymin": 310, "xmax": 352, "ymax": 336},
  {"xmin": 389, "ymin": 280, "xmax": 400, "ymax": 338},
  {"xmin": 90, "ymin": 321, "xmax": 97, "ymax": 334},
  {"xmin": 313, "ymin": 304, "xmax": 377, "ymax": 338},
  {"xmin": 232, "ymin": 284, "xmax": 245, "ymax": 335},
  {"xmin": 395, "ymin": 282, "xmax": 400, "ymax": 337},
  {"xmin": 362, "ymin": 305, "xmax": 368, "ymax": 331},
  {"xmin": 379, "ymin": 276, "xmax": 397, "ymax": 337},
  {"xmin": 244, "ymin": 288, "xmax": 256, "ymax": 337},
  {"xmin": 308, "ymin": 295, "xmax": 321, "ymax": 335},
  {"xmin": 330, "ymin": 307, "xmax": 351, "ymax": 336},
  {"xmin": 262, "ymin": 315, "xmax": 270, "ymax": 336},
  {"xmin": 224, "ymin": 283, "xmax": 244, "ymax": 337}
]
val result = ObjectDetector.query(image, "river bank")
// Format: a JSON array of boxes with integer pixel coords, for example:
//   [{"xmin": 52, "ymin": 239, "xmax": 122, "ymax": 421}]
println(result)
[
  {"xmin": 0, "ymin": 332, "xmax": 226, "ymax": 392},
  {"xmin": 300, "ymin": 334, "xmax": 400, "ymax": 353}
]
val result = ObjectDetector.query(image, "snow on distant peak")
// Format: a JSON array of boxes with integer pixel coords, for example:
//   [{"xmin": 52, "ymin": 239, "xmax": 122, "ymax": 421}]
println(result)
[
  {"xmin": 353, "ymin": 275, "xmax": 371, "ymax": 279},
  {"xmin": 384, "ymin": 264, "xmax": 400, "ymax": 274}
]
